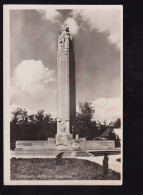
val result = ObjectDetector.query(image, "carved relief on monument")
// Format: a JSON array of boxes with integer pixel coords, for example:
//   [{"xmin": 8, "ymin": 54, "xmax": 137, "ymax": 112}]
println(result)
[
  {"xmin": 62, "ymin": 23, "xmax": 69, "ymax": 32},
  {"xmin": 58, "ymin": 24, "xmax": 72, "ymax": 48},
  {"xmin": 59, "ymin": 121, "xmax": 66, "ymax": 134},
  {"xmin": 56, "ymin": 120, "xmax": 68, "ymax": 146},
  {"xmin": 58, "ymin": 36, "xmax": 65, "ymax": 45},
  {"xmin": 56, "ymin": 134, "xmax": 68, "ymax": 146}
]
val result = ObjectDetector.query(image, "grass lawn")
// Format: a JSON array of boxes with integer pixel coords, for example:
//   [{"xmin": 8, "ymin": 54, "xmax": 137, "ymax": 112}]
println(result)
[{"xmin": 11, "ymin": 158, "xmax": 120, "ymax": 180}]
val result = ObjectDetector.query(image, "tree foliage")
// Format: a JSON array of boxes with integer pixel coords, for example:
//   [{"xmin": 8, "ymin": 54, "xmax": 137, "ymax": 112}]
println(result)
[
  {"xmin": 114, "ymin": 118, "xmax": 121, "ymax": 128},
  {"xmin": 10, "ymin": 103, "xmax": 121, "ymax": 150},
  {"xmin": 11, "ymin": 108, "xmax": 28, "ymax": 124},
  {"xmin": 76, "ymin": 102, "xmax": 95, "ymax": 139},
  {"xmin": 10, "ymin": 108, "xmax": 56, "ymax": 150},
  {"xmin": 107, "ymin": 131, "xmax": 121, "ymax": 147},
  {"xmin": 35, "ymin": 110, "xmax": 45, "ymax": 123}
]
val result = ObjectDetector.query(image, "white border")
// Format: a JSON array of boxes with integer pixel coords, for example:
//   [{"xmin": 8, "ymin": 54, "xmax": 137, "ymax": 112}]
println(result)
[{"xmin": 3, "ymin": 4, "xmax": 123, "ymax": 186}]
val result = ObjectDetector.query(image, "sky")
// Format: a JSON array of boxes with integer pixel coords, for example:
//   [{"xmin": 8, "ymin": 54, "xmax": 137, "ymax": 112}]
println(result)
[{"xmin": 10, "ymin": 8, "xmax": 122, "ymax": 123}]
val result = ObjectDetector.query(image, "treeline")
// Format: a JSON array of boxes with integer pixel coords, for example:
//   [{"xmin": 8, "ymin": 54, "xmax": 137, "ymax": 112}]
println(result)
[
  {"xmin": 10, "ymin": 109, "xmax": 56, "ymax": 150},
  {"xmin": 10, "ymin": 102, "xmax": 121, "ymax": 150},
  {"xmin": 74, "ymin": 102, "xmax": 121, "ymax": 147}
]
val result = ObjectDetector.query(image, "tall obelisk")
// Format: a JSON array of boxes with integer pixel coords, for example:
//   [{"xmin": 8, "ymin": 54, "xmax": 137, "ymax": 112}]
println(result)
[{"xmin": 56, "ymin": 24, "xmax": 76, "ymax": 149}]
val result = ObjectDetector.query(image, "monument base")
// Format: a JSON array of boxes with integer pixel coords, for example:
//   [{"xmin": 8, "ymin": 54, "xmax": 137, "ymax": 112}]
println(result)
[
  {"xmin": 14, "ymin": 139, "xmax": 115, "ymax": 151},
  {"xmin": 56, "ymin": 145, "xmax": 68, "ymax": 150},
  {"xmin": 55, "ymin": 133, "xmax": 73, "ymax": 150}
]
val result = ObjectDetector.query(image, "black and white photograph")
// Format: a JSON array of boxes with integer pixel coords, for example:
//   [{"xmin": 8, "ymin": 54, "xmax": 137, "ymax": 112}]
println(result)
[{"xmin": 4, "ymin": 5, "xmax": 123, "ymax": 185}]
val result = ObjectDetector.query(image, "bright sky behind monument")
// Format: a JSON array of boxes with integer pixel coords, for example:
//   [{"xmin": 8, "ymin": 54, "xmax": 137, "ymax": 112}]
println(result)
[{"xmin": 10, "ymin": 8, "xmax": 121, "ymax": 123}]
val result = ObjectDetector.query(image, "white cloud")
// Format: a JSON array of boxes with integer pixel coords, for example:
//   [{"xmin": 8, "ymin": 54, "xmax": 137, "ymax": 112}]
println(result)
[
  {"xmin": 38, "ymin": 9, "xmax": 62, "ymax": 23},
  {"xmin": 11, "ymin": 60, "xmax": 55, "ymax": 98},
  {"xmin": 11, "ymin": 103, "xmax": 21, "ymax": 113},
  {"xmin": 72, "ymin": 9, "xmax": 121, "ymax": 48},
  {"xmin": 92, "ymin": 97, "xmax": 121, "ymax": 124},
  {"xmin": 64, "ymin": 17, "xmax": 78, "ymax": 35},
  {"xmin": 10, "ymin": 104, "xmax": 31, "ymax": 120},
  {"xmin": 11, "ymin": 84, "xmax": 20, "ymax": 98},
  {"xmin": 10, "ymin": 103, "xmax": 32, "ymax": 114}
]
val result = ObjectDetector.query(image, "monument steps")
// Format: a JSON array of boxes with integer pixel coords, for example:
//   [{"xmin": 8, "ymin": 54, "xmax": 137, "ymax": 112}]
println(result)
[
  {"xmin": 75, "ymin": 151, "xmax": 93, "ymax": 157},
  {"xmin": 70, "ymin": 151, "xmax": 77, "ymax": 157},
  {"xmin": 11, "ymin": 150, "xmax": 97, "ymax": 157},
  {"xmin": 11, "ymin": 150, "xmax": 73, "ymax": 157}
]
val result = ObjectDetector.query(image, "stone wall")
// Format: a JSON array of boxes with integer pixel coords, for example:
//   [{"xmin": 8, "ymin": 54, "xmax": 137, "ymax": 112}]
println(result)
[
  {"xmin": 86, "ymin": 140, "xmax": 115, "ymax": 150},
  {"xmin": 15, "ymin": 139, "xmax": 115, "ymax": 151},
  {"xmin": 15, "ymin": 139, "xmax": 56, "ymax": 150}
]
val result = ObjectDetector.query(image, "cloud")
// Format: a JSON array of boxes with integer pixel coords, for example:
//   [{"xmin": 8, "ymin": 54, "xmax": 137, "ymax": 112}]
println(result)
[
  {"xmin": 10, "ymin": 103, "xmax": 31, "ymax": 120},
  {"xmin": 72, "ymin": 9, "xmax": 121, "ymax": 48},
  {"xmin": 38, "ymin": 9, "xmax": 62, "ymax": 23},
  {"xmin": 11, "ymin": 103, "xmax": 31, "ymax": 113},
  {"xmin": 64, "ymin": 17, "xmax": 78, "ymax": 35},
  {"xmin": 91, "ymin": 97, "xmax": 121, "ymax": 124},
  {"xmin": 11, "ymin": 60, "xmax": 55, "ymax": 98},
  {"xmin": 11, "ymin": 103, "xmax": 21, "ymax": 113},
  {"xmin": 38, "ymin": 10, "xmax": 79, "ymax": 35}
]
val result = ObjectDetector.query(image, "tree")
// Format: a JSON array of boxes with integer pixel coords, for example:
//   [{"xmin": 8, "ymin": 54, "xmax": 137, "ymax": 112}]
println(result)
[
  {"xmin": 34, "ymin": 110, "xmax": 56, "ymax": 139},
  {"xmin": 35, "ymin": 110, "xmax": 45, "ymax": 123},
  {"xmin": 28, "ymin": 114, "xmax": 36, "ymax": 124},
  {"xmin": 78, "ymin": 102, "xmax": 94, "ymax": 122},
  {"xmin": 76, "ymin": 102, "xmax": 95, "ymax": 139},
  {"xmin": 114, "ymin": 118, "xmax": 121, "ymax": 128},
  {"xmin": 108, "ymin": 130, "xmax": 116, "ymax": 140},
  {"xmin": 42, "ymin": 114, "xmax": 56, "ymax": 138},
  {"xmin": 115, "ymin": 135, "xmax": 121, "ymax": 147},
  {"xmin": 107, "ymin": 131, "xmax": 121, "ymax": 148},
  {"xmin": 10, "ymin": 107, "xmax": 28, "ymax": 149},
  {"xmin": 10, "ymin": 107, "xmax": 57, "ymax": 150},
  {"xmin": 11, "ymin": 107, "xmax": 28, "ymax": 124}
]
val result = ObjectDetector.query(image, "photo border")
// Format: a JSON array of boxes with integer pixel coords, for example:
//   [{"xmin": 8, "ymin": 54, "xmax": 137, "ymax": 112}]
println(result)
[{"xmin": 3, "ymin": 4, "xmax": 123, "ymax": 186}]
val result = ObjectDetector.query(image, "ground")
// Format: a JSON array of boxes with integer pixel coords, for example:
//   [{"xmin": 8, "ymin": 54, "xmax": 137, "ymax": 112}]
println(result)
[{"xmin": 11, "ymin": 158, "xmax": 120, "ymax": 180}]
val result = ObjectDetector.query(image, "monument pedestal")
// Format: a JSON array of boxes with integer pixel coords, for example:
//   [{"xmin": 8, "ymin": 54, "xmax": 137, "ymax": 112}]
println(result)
[
  {"xmin": 72, "ymin": 139, "xmax": 80, "ymax": 150},
  {"xmin": 56, "ymin": 133, "xmax": 73, "ymax": 150},
  {"xmin": 56, "ymin": 145, "xmax": 68, "ymax": 150}
]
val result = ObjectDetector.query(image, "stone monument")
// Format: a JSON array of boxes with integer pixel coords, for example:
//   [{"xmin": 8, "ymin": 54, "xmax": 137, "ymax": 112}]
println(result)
[
  {"xmin": 14, "ymin": 24, "xmax": 116, "ymax": 152},
  {"xmin": 56, "ymin": 24, "xmax": 76, "ymax": 150}
]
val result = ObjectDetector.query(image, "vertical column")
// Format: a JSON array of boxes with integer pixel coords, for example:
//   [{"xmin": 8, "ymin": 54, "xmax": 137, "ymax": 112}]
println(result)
[
  {"xmin": 65, "ymin": 38, "xmax": 70, "ymax": 133},
  {"xmin": 56, "ymin": 24, "xmax": 74, "ymax": 149}
]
